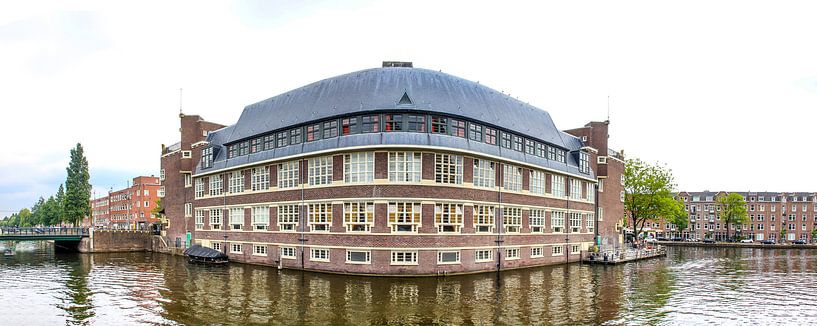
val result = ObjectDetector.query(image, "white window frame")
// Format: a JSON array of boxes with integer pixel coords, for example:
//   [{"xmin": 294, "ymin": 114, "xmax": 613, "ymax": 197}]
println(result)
[
  {"xmin": 388, "ymin": 152, "xmax": 422, "ymax": 182},
  {"xmin": 229, "ymin": 207, "xmax": 244, "ymax": 230},
  {"xmin": 253, "ymin": 245, "xmax": 267, "ymax": 256},
  {"xmin": 569, "ymin": 179, "xmax": 582, "ymax": 200},
  {"xmin": 195, "ymin": 178, "xmax": 204, "ymax": 198},
  {"xmin": 434, "ymin": 153, "xmax": 463, "ymax": 184},
  {"xmin": 388, "ymin": 202, "xmax": 422, "ymax": 233},
  {"xmin": 390, "ymin": 251, "xmax": 418, "ymax": 266},
  {"xmin": 475, "ymin": 249, "xmax": 493, "ymax": 262},
  {"xmin": 551, "ymin": 211, "xmax": 565, "ymax": 233},
  {"xmin": 308, "ymin": 156, "xmax": 333, "ymax": 186},
  {"xmin": 435, "ymin": 203, "xmax": 463, "ymax": 233},
  {"xmin": 552, "ymin": 246, "xmax": 563, "ymax": 256},
  {"xmin": 531, "ymin": 246, "xmax": 544, "ymax": 258},
  {"xmin": 278, "ymin": 161, "xmax": 300, "ymax": 189},
  {"xmin": 228, "ymin": 171, "xmax": 244, "ymax": 193},
  {"xmin": 278, "ymin": 205, "xmax": 299, "ymax": 231},
  {"xmin": 344, "ymin": 202, "xmax": 374, "ymax": 232},
  {"xmin": 209, "ymin": 175, "xmax": 223, "ymax": 196},
  {"xmin": 473, "ymin": 159, "xmax": 495, "ymax": 188},
  {"xmin": 230, "ymin": 243, "xmax": 242, "ymax": 254},
  {"xmin": 184, "ymin": 173, "xmax": 192, "ymax": 188},
  {"xmin": 251, "ymin": 206, "xmax": 269, "ymax": 230},
  {"xmin": 437, "ymin": 251, "xmax": 461, "ymax": 265},
  {"xmin": 530, "ymin": 170, "xmax": 546, "ymax": 195},
  {"xmin": 251, "ymin": 166, "xmax": 270, "ymax": 191},
  {"xmin": 345, "ymin": 250, "xmax": 371, "ymax": 264},
  {"xmin": 530, "ymin": 209, "xmax": 545, "ymax": 233},
  {"xmin": 184, "ymin": 203, "xmax": 192, "ymax": 217},
  {"xmin": 209, "ymin": 209, "xmax": 222, "ymax": 230},
  {"xmin": 474, "ymin": 205, "xmax": 495, "ymax": 233},
  {"xmin": 551, "ymin": 175, "xmax": 566, "ymax": 197},
  {"xmin": 310, "ymin": 248, "xmax": 331, "ymax": 262},
  {"xmin": 280, "ymin": 247, "xmax": 296, "ymax": 259},
  {"xmin": 503, "ymin": 164, "xmax": 522, "ymax": 192},
  {"xmin": 344, "ymin": 152, "xmax": 374, "ymax": 183},
  {"xmin": 195, "ymin": 210, "xmax": 204, "ymax": 230},
  {"xmin": 505, "ymin": 248, "xmax": 520, "ymax": 260},
  {"xmin": 308, "ymin": 203, "xmax": 332, "ymax": 232},
  {"xmin": 503, "ymin": 207, "xmax": 522, "ymax": 233},
  {"xmin": 182, "ymin": 150, "xmax": 192, "ymax": 158}
]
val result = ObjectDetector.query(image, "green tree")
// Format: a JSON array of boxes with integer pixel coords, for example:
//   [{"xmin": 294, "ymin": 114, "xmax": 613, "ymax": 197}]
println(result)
[
  {"xmin": 810, "ymin": 228, "xmax": 817, "ymax": 243},
  {"xmin": 43, "ymin": 196, "xmax": 59, "ymax": 226},
  {"xmin": 64, "ymin": 144, "xmax": 91, "ymax": 226},
  {"xmin": 670, "ymin": 198, "xmax": 689, "ymax": 238},
  {"xmin": 31, "ymin": 197, "xmax": 45, "ymax": 226},
  {"xmin": 54, "ymin": 184, "xmax": 66, "ymax": 225},
  {"xmin": 151, "ymin": 198, "xmax": 162, "ymax": 218},
  {"xmin": 623, "ymin": 158, "xmax": 684, "ymax": 241},
  {"xmin": 715, "ymin": 193, "xmax": 749, "ymax": 241},
  {"xmin": 780, "ymin": 227, "xmax": 787, "ymax": 243},
  {"xmin": 18, "ymin": 208, "xmax": 32, "ymax": 227}
]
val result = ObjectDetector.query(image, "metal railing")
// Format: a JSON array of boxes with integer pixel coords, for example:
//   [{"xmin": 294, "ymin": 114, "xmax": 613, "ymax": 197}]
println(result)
[{"xmin": 0, "ymin": 227, "xmax": 89, "ymax": 237}]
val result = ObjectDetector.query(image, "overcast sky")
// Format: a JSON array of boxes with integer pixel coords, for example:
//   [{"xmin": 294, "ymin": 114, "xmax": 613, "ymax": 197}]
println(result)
[{"xmin": 2, "ymin": 1, "xmax": 817, "ymax": 216}]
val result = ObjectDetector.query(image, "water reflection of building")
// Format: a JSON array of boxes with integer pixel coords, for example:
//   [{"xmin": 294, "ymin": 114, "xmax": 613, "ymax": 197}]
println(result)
[{"xmin": 161, "ymin": 62, "xmax": 627, "ymax": 275}]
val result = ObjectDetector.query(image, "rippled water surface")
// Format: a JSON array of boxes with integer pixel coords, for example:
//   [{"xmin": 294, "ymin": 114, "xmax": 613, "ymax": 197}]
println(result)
[{"xmin": 1, "ymin": 242, "xmax": 816, "ymax": 325}]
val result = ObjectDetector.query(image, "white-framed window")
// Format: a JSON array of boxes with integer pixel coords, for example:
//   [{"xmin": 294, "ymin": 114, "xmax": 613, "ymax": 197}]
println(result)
[
  {"xmin": 620, "ymin": 174, "xmax": 625, "ymax": 186},
  {"xmin": 195, "ymin": 210, "xmax": 204, "ymax": 230},
  {"xmin": 211, "ymin": 242, "xmax": 221, "ymax": 252},
  {"xmin": 587, "ymin": 214, "xmax": 595, "ymax": 233},
  {"xmin": 280, "ymin": 247, "xmax": 296, "ymax": 259},
  {"xmin": 278, "ymin": 161, "xmax": 299, "ymax": 188},
  {"xmin": 209, "ymin": 209, "xmax": 222, "ymax": 230},
  {"xmin": 251, "ymin": 166, "xmax": 269, "ymax": 191},
  {"xmin": 505, "ymin": 248, "xmax": 520, "ymax": 260},
  {"xmin": 597, "ymin": 156, "xmax": 607, "ymax": 164},
  {"xmin": 531, "ymin": 247, "xmax": 544, "ymax": 258},
  {"xmin": 253, "ymin": 245, "xmax": 267, "ymax": 256},
  {"xmin": 388, "ymin": 152, "xmax": 422, "ymax": 182},
  {"xmin": 503, "ymin": 207, "xmax": 522, "ymax": 233},
  {"xmin": 437, "ymin": 251, "xmax": 461, "ymax": 264},
  {"xmin": 389, "ymin": 202, "xmax": 422, "ymax": 233},
  {"xmin": 182, "ymin": 150, "xmax": 192, "ymax": 158},
  {"xmin": 474, "ymin": 205, "xmax": 495, "ymax": 233},
  {"xmin": 435, "ymin": 203, "xmax": 463, "ymax": 233},
  {"xmin": 228, "ymin": 171, "xmax": 244, "ymax": 193},
  {"xmin": 344, "ymin": 152, "xmax": 374, "ymax": 183},
  {"xmin": 346, "ymin": 250, "xmax": 371, "ymax": 264},
  {"xmin": 435, "ymin": 153, "xmax": 463, "ymax": 184},
  {"xmin": 209, "ymin": 175, "xmax": 223, "ymax": 196},
  {"xmin": 195, "ymin": 178, "xmax": 204, "ymax": 198},
  {"xmin": 599, "ymin": 207, "xmax": 604, "ymax": 221},
  {"xmin": 571, "ymin": 244, "xmax": 580, "ymax": 254},
  {"xmin": 230, "ymin": 243, "xmax": 242, "ymax": 254},
  {"xmin": 503, "ymin": 164, "xmax": 522, "ymax": 192},
  {"xmin": 308, "ymin": 156, "xmax": 333, "ymax": 186},
  {"xmin": 160, "ymin": 169, "xmax": 165, "ymax": 181},
  {"xmin": 278, "ymin": 205, "xmax": 299, "ymax": 231},
  {"xmin": 598, "ymin": 178, "xmax": 604, "ymax": 192},
  {"xmin": 251, "ymin": 206, "xmax": 269, "ymax": 230},
  {"xmin": 530, "ymin": 209, "xmax": 545, "ymax": 233},
  {"xmin": 475, "ymin": 249, "xmax": 493, "ymax": 262},
  {"xmin": 587, "ymin": 183, "xmax": 595, "ymax": 202},
  {"xmin": 184, "ymin": 173, "xmax": 192, "ymax": 188},
  {"xmin": 344, "ymin": 202, "xmax": 374, "ymax": 232},
  {"xmin": 620, "ymin": 191, "xmax": 625, "ymax": 203},
  {"xmin": 310, "ymin": 248, "xmax": 331, "ymax": 262},
  {"xmin": 390, "ymin": 251, "xmax": 418, "ymax": 265},
  {"xmin": 158, "ymin": 186, "xmax": 165, "ymax": 198},
  {"xmin": 570, "ymin": 213, "xmax": 582, "ymax": 233},
  {"xmin": 551, "ymin": 175, "xmax": 565, "ymax": 197},
  {"xmin": 552, "ymin": 211, "xmax": 565, "ymax": 233},
  {"xmin": 530, "ymin": 170, "xmax": 546, "ymax": 195},
  {"xmin": 569, "ymin": 179, "xmax": 582, "ymax": 200},
  {"xmin": 308, "ymin": 203, "xmax": 332, "ymax": 232},
  {"xmin": 579, "ymin": 152, "xmax": 590, "ymax": 174},
  {"xmin": 230, "ymin": 208, "xmax": 244, "ymax": 230},
  {"xmin": 473, "ymin": 159, "xmax": 495, "ymax": 188},
  {"xmin": 552, "ymin": 246, "xmax": 563, "ymax": 256},
  {"xmin": 184, "ymin": 203, "xmax": 192, "ymax": 217}
]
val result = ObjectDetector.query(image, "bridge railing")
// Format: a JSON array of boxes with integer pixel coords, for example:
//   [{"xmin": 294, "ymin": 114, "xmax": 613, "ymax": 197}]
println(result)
[{"xmin": 0, "ymin": 227, "xmax": 89, "ymax": 237}]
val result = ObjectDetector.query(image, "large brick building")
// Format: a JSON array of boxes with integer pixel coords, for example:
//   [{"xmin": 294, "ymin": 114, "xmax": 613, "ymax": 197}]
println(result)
[
  {"xmin": 161, "ymin": 63, "xmax": 625, "ymax": 275},
  {"xmin": 90, "ymin": 176, "xmax": 162, "ymax": 229},
  {"xmin": 645, "ymin": 191, "xmax": 817, "ymax": 242}
]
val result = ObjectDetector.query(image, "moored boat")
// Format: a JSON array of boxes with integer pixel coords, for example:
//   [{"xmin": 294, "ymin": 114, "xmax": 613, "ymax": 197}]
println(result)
[
  {"xmin": 184, "ymin": 245, "xmax": 228, "ymax": 264},
  {"xmin": 3, "ymin": 248, "xmax": 14, "ymax": 257}
]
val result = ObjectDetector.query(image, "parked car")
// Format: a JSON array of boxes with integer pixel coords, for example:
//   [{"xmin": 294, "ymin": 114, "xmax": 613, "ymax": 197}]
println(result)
[
  {"xmin": 740, "ymin": 239, "xmax": 754, "ymax": 243},
  {"xmin": 760, "ymin": 239, "xmax": 776, "ymax": 245},
  {"xmin": 671, "ymin": 237, "xmax": 684, "ymax": 242},
  {"xmin": 703, "ymin": 239, "xmax": 716, "ymax": 244},
  {"xmin": 645, "ymin": 238, "xmax": 658, "ymax": 243},
  {"xmin": 792, "ymin": 239, "xmax": 807, "ymax": 245}
]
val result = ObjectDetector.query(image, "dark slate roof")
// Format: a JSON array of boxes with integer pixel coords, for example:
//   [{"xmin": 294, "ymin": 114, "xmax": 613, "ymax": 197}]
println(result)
[{"xmin": 224, "ymin": 67, "xmax": 566, "ymax": 148}]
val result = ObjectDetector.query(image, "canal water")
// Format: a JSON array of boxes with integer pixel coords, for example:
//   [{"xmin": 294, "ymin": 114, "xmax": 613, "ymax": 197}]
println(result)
[{"xmin": 1, "ymin": 242, "xmax": 816, "ymax": 325}]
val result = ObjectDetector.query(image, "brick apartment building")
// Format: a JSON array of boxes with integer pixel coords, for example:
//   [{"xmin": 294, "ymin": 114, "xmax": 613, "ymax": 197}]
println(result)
[
  {"xmin": 160, "ymin": 63, "xmax": 626, "ymax": 275},
  {"xmin": 645, "ymin": 191, "xmax": 817, "ymax": 242},
  {"xmin": 89, "ymin": 176, "xmax": 162, "ymax": 229}
]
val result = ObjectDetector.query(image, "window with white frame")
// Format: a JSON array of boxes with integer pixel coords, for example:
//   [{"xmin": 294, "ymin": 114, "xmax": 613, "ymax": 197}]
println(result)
[
  {"xmin": 278, "ymin": 161, "xmax": 299, "ymax": 188},
  {"xmin": 195, "ymin": 178, "xmax": 204, "ymax": 198},
  {"xmin": 184, "ymin": 173, "xmax": 192, "ymax": 188},
  {"xmin": 474, "ymin": 205, "xmax": 495, "ymax": 233},
  {"xmin": 531, "ymin": 247, "xmax": 544, "ymax": 258},
  {"xmin": 209, "ymin": 209, "xmax": 222, "ymax": 230},
  {"xmin": 389, "ymin": 202, "xmax": 422, "ymax": 233},
  {"xmin": 475, "ymin": 249, "xmax": 493, "ymax": 262},
  {"xmin": 570, "ymin": 213, "xmax": 582, "ymax": 232},
  {"xmin": 251, "ymin": 166, "xmax": 269, "ymax": 191},
  {"xmin": 308, "ymin": 203, "xmax": 332, "ymax": 232},
  {"xmin": 579, "ymin": 152, "xmax": 590, "ymax": 174},
  {"xmin": 230, "ymin": 243, "xmax": 242, "ymax": 254},
  {"xmin": 346, "ymin": 250, "xmax": 370, "ymax": 264},
  {"xmin": 253, "ymin": 245, "xmax": 267, "ymax": 256},
  {"xmin": 344, "ymin": 202, "xmax": 374, "ymax": 232},
  {"xmin": 344, "ymin": 152, "xmax": 374, "ymax": 183},
  {"xmin": 530, "ymin": 170, "xmax": 546, "ymax": 195},
  {"xmin": 388, "ymin": 152, "xmax": 422, "ymax": 182},
  {"xmin": 503, "ymin": 165, "xmax": 522, "ymax": 192},
  {"xmin": 308, "ymin": 156, "xmax": 333, "ymax": 186},
  {"xmin": 586, "ymin": 214, "xmax": 595, "ymax": 233},
  {"xmin": 229, "ymin": 208, "xmax": 244, "ymax": 230},
  {"xmin": 209, "ymin": 175, "xmax": 223, "ymax": 196},
  {"xmin": 552, "ymin": 246, "xmax": 563, "ymax": 256},
  {"xmin": 229, "ymin": 171, "xmax": 244, "ymax": 193},
  {"xmin": 505, "ymin": 248, "xmax": 520, "ymax": 260},
  {"xmin": 569, "ymin": 179, "xmax": 582, "ymax": 200},
  {"xmin": 278, "ymin": 205, "xmax": 299, "ymax": 231},
  {"xmin": 435, "ymin": 154, "xmax": 463, "ymax": 184},
  {"xmin": 437, "ymin": 251, "xmax": 461, "ymax": 264},
  {"xmin": 435, "ymin": 203, "xmax": 463, "ymax": 233},
  {"xmin": 184, "ymin": 203, "xmax": 192, "ymax": 217},
  {"xmin": 311, "ymin": 248, "xmax": 331, "ymax": 262},
  {"xmin": 390, "ymin": 251, "xmax": 418, "ymax": 265},
  {"xmin": 158, "ymin": 186, "xmax": 165, "ymax": 198},
  {"xmin": 598, "ymin": 178, "xmax": 604, "ymax": 192},
  {"xmin": 503, "ymin": 207, "xmax": 522, "ymax": 233},
  {"xmin": 551, "ymin": 175, "xmax": 565, "ymax": 197},
  {"xmin": 598, "ymin": 207, "xmax": 604, "ymax": 221},
  {"xmin": 530, "ymin": 209, "xmax": 545, "ymax": 233},
  {"xmin": 571, "ymin": 244, "xmax": 580, "ymax": 254},
  {"xmin": 251, "ymin": 206, "xmax": 269, "ymax": 230},
  {"xmin": 195, "ymin": 210, "xmax": 204, "ymax": 230},
  {"xmin": 552, "ymin": 211, "xmax": 565, "ymax": 233},
  {"xmin": 160, "ymin": 169, "xmax": 165, "ymax": 181},
  {"xmin": 473, "ymin": 159, "xmax": 495, "ymax": 188},
  {"xmin": 587, "ymin": 183, "xmax": 595, "ymax": 202},
  {"xmin": 620, "ymin": 191, "xmax": 625, "ymax": 203},
  {"xmin": 211, "ymin": 242, "xmax": 221, "ymax": 252},
  {"xmin": 280, "ymin": 247, "xmax": 296, "ymax": 259}
]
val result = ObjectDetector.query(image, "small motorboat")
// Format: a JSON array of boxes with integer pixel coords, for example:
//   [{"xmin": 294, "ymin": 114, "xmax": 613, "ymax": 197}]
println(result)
[
  {"xmin": 184, "ymin": 245, "xmax": 228, "ymax": 264},
  {"xmin": 3, "ymin": 248, "xmax": 14, "ymax": 257}
]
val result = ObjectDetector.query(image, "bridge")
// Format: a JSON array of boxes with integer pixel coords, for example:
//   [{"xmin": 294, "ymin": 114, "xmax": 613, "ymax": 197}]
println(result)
[{"xmin": 0, "ymin": 227, "xmax": 89, "ymax": 241}]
